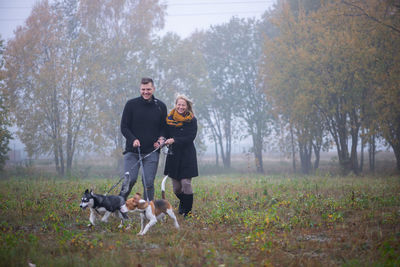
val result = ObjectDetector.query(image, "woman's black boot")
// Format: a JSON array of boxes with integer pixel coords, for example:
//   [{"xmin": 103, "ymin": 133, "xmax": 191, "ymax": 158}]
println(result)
[
  {"xmin": 175, "ymin": 193, "xmax": 184, "ymax": 215},
  {"xmin": 182, "ymin": 194, "xmax": 193, "ymax": 217}
]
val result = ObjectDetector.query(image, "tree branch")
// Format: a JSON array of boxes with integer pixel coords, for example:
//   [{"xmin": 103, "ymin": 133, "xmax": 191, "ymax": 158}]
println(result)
[{"xmin": 341, "ymin": 0, "xmax": 400, "ymax": 35}]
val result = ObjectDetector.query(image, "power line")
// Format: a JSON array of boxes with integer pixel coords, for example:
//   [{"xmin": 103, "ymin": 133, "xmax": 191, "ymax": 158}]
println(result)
[
  {"xmin": 168, "ymin": 11, "xmax": 264, "ymax": 17},
  {"xmin": 0, "ymin": 11, "xmax": 265, "ymax": 21},
  {"xmin": 0, "ymin": 19, "xmax": 25, "ymax": 21},
  {"xmin": 0, "ymin": 7, "xmax": 31, "ymax": 9},
  {"xmin": 167, "ymin": 1, "xmax": 274, "ymax": 6},
  {"xmin": 0, "ymin": 0, "xmax": 275, "ymax": 9},
  {"xmin": 0, "ymin": 1, "xmax": 272, "ymax": 21}
]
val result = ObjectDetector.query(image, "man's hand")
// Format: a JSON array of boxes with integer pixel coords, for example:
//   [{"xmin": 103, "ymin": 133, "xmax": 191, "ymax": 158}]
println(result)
[{"xmin": 133, "ymin": 139, "xmax": 140, "ymax": 147}]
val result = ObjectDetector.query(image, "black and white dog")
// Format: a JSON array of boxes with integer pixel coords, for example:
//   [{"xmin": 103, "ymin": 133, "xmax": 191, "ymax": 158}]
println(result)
[{"xmin": 79, "ymin": 189, "xmax": 129, "ymax": 228}]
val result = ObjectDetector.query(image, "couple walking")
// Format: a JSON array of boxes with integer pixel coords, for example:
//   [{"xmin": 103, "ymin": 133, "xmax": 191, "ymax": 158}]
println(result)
[{"xmin": 119, "ymin": 77, "xmax": 198, "ymax": 217}]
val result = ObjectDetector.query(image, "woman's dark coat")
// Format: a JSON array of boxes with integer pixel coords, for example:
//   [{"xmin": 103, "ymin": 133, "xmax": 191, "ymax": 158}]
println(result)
[{"xmin": 164, "ymin": 117, "xmax": 198, "ymax": 180}]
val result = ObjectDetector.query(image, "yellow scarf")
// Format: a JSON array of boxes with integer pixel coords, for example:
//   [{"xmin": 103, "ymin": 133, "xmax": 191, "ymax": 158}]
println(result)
[{"xmin": 166, "ymin": 108, "xmax": 194, "ymax": 127}]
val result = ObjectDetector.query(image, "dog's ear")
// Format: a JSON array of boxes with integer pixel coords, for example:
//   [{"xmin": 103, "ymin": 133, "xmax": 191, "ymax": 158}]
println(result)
[
  {"xmin": 90, "ymin": 189, "xmax": 94, "ymax": 196},
  {"xmin": 125, "ymin": 198, "xmax": 136, "ymax": 209},
  {"xmin": 85, "ymin": 189, "xmax": 89, "ymax": 194}
]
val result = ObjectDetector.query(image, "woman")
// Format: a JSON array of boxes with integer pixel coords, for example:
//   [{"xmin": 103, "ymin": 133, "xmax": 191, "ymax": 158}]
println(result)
[{"xmin": 164, "ymin": 94, "xmax": 198, "ymax": 217}]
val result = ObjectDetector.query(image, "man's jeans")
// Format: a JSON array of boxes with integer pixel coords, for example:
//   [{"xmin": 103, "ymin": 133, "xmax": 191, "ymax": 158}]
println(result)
[{"xmin": 119, "ymin": 151, "xmax": 160, "ymax": 201}]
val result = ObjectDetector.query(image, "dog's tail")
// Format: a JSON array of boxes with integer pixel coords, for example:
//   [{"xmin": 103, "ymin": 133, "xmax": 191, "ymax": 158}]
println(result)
[{"xmin": 161, "ymin": 175, "xmax": 168, "ymax": 200}]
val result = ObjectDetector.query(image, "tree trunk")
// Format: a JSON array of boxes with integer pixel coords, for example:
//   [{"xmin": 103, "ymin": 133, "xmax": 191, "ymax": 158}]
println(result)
[
  {"xmin": 383, "ymin": 114, "xmax": 400, "ymax": 172},
  {"xmin": 58, "ymin": 142, "xmax": 65, "ymax": 176},
  {"xmin": 218, "ymin": 118, "xmax": 231, "ymax": 169},
  {"xmin": 66, "ymin": 98, "xmax": 73, "ymax": 175},
  {"xmin": 214, "ymin": 136, "xmax": 219, "ymax": 167},
  {"xmin": 388, "ymin": 140, "xmax": 400, "ymax": 172},
  {"xmin": 66, "ymin": 62, "xmax": 74, "ymax": 175},
  {"xmin": 254, "ymin": 147, "xmax": 264, "ymax": 173},
  {"xmin": 207, "ymin": 113, "xmax": 230, "ymax": 169},
  {"xmin": 290, "ymin": 124, "xmax": 296, "ymax": 172},
  {"xmin": 52, "ymin": 85, "xmax": 64, "ymax": 176},
  {"xmin": 369, "ymin": 135, "xmax": 376, "ymax": 172},
  {"xmin": 360, "ymin": 130, "xmax": 365, "ymax": 173},
  {"xmin": 337, "ymin": 119, "xmax": 352, "ymax": 174},
  {"xmin": 312, "ymin": 143, "xmax": 321, "ymax": 170},
  {"xmin": 252, "ymin": 132, "xmax": 264, "ymax": 173},
  {"xmin": 394, "ymin": 145, "xmax": 400, "ymax": 172},
  {"xmin": 312, "ymin": 125, "xmax": 323, "ymax": 171},
  {"xmin": 321, "ymin": 98, "xmax": 351, "ymax": 174},
  {"xmin": 298, "ymin": 138, "xmax": 312, "ymax": 175},
  {"xmin": 217, "ymin": 133, "xmax": 226, "ymax": 168},
  {"xmin": 349, "ymin": 109, "xmax": 360, "ymax": 174},
  {"xmin": 53, "ymin": 144, "xmax": 60, "ymax": 175},
  {"xmin": 350, "ymin": 130, "xmax": 359, "ymax": 174},
  {"xmin": 224, "ymin": 119, "xmax": 232, "ymax": 169}
]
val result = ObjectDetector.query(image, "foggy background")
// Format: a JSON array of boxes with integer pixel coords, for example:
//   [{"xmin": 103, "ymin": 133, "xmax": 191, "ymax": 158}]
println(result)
[{"xmin": 1, "ymin": 0, "xmax": 399, "ymax": 176}]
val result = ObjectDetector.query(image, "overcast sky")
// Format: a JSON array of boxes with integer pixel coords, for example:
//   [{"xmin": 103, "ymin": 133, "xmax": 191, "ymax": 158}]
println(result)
[{"xmin": 1, "ymin": 0, "xmax": 275, "ymax": 41}]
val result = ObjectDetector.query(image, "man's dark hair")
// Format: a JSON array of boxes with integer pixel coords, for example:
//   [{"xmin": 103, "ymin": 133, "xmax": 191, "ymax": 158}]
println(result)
[{"xmin": 141, "ymin": 77, "xmax": 154, "ymax": 85}]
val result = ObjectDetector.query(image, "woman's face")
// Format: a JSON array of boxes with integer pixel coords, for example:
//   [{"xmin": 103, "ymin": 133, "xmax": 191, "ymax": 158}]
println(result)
[{"xmin": 176, "ymin": 99, "xmax": 188, "ymax": 115}]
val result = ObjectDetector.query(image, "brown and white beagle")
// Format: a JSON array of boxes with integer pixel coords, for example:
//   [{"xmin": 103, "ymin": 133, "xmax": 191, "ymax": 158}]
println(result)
[{"xmin": 125, "ymin": 176, "xmax": 179, "ymax": 235}]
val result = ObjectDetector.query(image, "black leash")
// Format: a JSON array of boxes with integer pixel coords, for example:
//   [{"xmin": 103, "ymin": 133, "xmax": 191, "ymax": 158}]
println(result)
[
  {"xmin": 105, "ymin": 174, "xmax": 127, "ymax": 196},
  {"xmin": 138, "ymin": 147, "xmax": 150, "ymax": 202},
  {"xmin": 104, "ymin": 146, "xmax": 163, "ymax": 196}
]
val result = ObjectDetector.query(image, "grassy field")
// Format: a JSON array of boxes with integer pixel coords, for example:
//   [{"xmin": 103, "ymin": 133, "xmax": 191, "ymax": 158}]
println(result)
[{"xmin": 0, "ymin": 171, "xmax": 399, "ymax": 266}]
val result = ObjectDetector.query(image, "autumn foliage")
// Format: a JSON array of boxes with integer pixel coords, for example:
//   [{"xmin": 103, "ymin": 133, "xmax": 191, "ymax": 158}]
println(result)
[{"xmin": 262, "ymin": 0, "xmax": 400, "ymax": 173}]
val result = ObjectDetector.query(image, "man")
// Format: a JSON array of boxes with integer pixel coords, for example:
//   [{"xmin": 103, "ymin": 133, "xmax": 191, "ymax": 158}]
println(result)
[{"xmin": 119, "ymin": 77, "xmax": 167, "ymax": 201}]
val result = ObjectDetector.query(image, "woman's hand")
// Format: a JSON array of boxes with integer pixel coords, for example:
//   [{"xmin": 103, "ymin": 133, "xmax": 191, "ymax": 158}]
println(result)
[{"xmin": 165, "ymin": 138, "xmax": 175, "ymax": 145}]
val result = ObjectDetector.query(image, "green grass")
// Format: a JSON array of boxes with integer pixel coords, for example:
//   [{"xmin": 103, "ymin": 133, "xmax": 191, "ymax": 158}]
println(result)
[{"xmin": 1, "ymin": 173, "xmax": 399, "ymax": 266}]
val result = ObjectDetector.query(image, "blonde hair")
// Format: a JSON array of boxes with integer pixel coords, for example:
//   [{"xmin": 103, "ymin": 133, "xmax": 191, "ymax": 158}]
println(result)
[{"xmin": 175, "ymin": 94, "xmax": 194, "ymax": 115}]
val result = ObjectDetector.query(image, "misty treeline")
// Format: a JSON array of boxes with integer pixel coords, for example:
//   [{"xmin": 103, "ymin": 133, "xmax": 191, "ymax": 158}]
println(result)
[{"xmin": 1, "ymin": 0, "xmax": 399, "ymax": 176}]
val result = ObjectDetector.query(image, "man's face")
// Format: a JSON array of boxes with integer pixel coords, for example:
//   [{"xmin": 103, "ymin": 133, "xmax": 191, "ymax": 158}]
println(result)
[{"xmin": 140, "ymin": 82, "xmax": 154, "ymax": 100}]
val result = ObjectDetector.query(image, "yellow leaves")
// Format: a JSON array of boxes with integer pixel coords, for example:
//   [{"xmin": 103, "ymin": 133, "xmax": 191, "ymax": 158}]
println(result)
[
  {"xmin": 262, "ymin": 0, "xmax": 399, "ymax": 151},
  {"xmin": 278, "ymin": 200, "xmax": 291, "ymax": 207}
]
